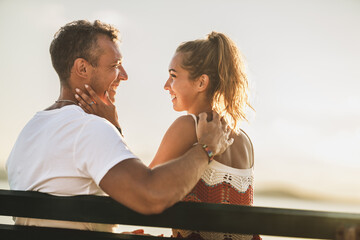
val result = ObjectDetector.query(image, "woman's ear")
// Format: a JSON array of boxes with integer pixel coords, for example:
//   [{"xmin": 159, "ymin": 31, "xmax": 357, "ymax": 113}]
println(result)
[
  {"xmin": 197, "ymin": 74, "xmax": 210, "ymax": 92},
  {"xmin": 73, "ymin": 58, "xmax": 91, "ymax": 79}
]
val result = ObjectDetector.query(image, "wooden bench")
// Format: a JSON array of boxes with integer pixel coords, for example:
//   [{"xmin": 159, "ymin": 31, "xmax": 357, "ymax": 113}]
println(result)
[{"xmin": 0, "ymin": 189, "xmax": 359, "ymax": 239}]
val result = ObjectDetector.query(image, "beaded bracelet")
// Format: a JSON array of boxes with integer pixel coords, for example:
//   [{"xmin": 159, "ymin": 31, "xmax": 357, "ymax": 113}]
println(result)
[{"xmin": 199, "ymin": 144, "xmax": 214, "ymax": 163}]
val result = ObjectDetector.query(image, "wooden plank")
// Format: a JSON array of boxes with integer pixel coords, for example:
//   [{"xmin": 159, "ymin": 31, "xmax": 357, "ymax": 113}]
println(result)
[
  {"xmin": 1, "ymin": 190, "xmax": 360, "ymax": 239},
  {"xmin": 0, "ymin": 224, "xmax": 173, "ymax": 240}
]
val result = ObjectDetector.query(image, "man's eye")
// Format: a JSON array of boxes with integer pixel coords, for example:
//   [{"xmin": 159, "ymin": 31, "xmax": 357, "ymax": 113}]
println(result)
[{"xmin": 170, "ymin": 74, "xmax": 176, "ymax": 78}]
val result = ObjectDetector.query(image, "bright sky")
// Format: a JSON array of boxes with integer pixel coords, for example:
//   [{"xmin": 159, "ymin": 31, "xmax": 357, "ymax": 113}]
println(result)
[{"xmin": 0, "ymin": 0, "xmax": 359, "ymax": 201}]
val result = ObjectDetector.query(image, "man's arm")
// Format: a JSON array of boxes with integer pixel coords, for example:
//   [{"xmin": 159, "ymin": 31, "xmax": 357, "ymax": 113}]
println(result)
[
  {"xmin": 100, "ymin": 112, "xmax": 232, "ymax": 215},
  {"xmin": 100, "ymin": 145, "xmax": 208, "ymax": 214}
]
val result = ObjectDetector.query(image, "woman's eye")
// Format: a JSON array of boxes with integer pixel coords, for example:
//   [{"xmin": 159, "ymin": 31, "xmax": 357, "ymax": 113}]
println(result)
[{"xmin": 170, "ymin": 74, "xmax": 176, "ymax": 78}]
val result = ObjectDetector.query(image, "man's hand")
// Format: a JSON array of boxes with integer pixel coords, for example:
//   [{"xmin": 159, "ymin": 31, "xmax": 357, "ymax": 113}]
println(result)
[{"xmin": 197, "ymin": 111, "xmax": 233, "ymax": 156}]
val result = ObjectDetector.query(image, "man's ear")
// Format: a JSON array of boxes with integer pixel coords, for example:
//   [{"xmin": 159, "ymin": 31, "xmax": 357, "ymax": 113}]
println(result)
[
  {"xmin": 197, "ymin": 74, "xmax": 210, "ymax": 92},
  {"xmin": 73, "ymin": 58, "xmax": 91, "ymax": 79}
]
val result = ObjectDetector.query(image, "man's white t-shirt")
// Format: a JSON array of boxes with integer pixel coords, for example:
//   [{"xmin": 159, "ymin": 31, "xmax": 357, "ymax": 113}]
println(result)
[{"xmin": 6, "ymin": 105, "xmax": 137, "ymax": 231}]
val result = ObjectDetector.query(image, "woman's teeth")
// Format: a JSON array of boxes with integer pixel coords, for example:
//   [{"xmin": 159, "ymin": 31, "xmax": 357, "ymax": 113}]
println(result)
[{"xmin": 171, "ymin": 94, "xmax": 176, "ymax": 100}]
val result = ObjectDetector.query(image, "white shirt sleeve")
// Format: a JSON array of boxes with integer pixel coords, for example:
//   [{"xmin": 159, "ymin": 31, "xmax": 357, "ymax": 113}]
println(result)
[{"xmin": 73, "ymin": 117, "xmax": 138, "ymax": 186}]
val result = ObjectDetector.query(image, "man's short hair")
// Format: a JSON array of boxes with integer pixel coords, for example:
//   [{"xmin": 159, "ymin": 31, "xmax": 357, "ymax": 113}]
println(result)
[{"xmin": 50, "ymin": 20, "xmax": 120, "ymax": 84}]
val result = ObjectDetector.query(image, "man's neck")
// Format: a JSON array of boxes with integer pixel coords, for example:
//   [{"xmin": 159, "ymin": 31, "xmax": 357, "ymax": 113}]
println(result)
[{"xmin": 45, "ymin": 85, "xmax": 78, "ymax": 111}]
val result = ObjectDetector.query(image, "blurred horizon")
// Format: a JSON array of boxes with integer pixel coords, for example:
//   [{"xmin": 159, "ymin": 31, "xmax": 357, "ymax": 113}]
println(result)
[{"xmin": 1, "ymin": 0, "xmax": 360, "ymax": 214}]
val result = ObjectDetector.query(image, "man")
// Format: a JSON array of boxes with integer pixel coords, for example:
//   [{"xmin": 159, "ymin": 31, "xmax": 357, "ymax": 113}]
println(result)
[{"xmin": 6, "ymin": 20, "xmax": 232, "ymax": 231}]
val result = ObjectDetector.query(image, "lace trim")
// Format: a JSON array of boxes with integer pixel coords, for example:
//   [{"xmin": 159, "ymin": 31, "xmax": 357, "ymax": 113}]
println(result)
[{"xmin": 201, "ymin": 165, "xmax": 253, "ymax": 193}]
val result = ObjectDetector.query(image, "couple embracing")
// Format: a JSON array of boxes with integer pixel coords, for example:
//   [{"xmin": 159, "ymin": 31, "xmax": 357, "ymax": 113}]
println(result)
[{"xmin": 7, "ymin": 20, "xmax": 259, "ymax": 240}]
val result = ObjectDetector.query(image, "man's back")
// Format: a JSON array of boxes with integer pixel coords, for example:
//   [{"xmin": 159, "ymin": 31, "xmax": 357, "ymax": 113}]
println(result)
[
  {"xmin": 7, "ymin": 105, "xmax": 135, "ymax": 195},
  {"xmin": 6, "ymin": 105, "xmax": 137, "ymax": 231}
]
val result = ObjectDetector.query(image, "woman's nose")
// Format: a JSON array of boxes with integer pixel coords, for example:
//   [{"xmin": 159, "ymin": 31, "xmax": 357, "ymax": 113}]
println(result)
[{"xmin": 164, "ymin": 77, "xmax": 171, "ymax": 90}]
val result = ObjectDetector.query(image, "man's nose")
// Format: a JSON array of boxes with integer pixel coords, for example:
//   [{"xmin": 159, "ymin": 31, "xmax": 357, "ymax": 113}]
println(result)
[{"xmin": 118, "ymin": 65, "xmax": 128, "ymax": 81}]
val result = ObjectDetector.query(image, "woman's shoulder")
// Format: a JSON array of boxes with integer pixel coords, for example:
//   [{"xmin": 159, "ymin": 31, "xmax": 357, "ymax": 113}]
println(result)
[
  {"xmin": 173, "ymin": 114, "xmax": 197, "ymax": 125},
  {"xmin": 234, "ymin": 129, "xmax": 254, "ymax": 167},
  {"xmin": 149, "ymin": 115, "xmax": 198, "ymax": 168},
  {"xmin": 217, "ymin": 129, "xmax": 254, "ymax": 169},
  {"xmin": 164, "ymin": 115, "xmax": 198, "ymax": 144},
  {"xmin": 169, "ymin": 115, "xmax": 197, "ymax": 133},
  {"xmin": 233, "ymin": 129, "xmax": 253, "ymax": 152}
]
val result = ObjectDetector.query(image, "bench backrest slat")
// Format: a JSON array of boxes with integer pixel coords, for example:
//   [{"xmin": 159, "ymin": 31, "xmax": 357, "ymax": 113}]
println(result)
[{"xmin": 1, "ymin": 190, "xmax": 359, "ymax": 239}]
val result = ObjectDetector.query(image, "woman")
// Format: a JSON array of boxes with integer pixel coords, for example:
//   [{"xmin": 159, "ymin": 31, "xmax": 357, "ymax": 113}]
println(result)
[{"xmin": 77, "ymin": 32, "xmax": 260, "ymax": 240}]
